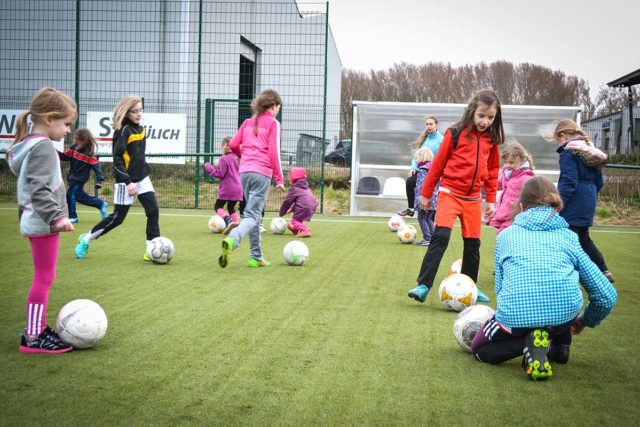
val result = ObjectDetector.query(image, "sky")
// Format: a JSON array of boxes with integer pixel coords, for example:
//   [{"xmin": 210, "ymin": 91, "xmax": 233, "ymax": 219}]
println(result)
[{"xmin": 306, "ymin": 0, "xmax": 638, "ymax": 94}]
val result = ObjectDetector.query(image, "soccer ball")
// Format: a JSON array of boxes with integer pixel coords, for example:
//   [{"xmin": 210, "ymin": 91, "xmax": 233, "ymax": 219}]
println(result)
[
  {"xmin": 387, "ymin": 215, "xmax": 405, "ymax": 232},
  {"xmin": 450, "ymin": 258, "xmax": 462, "ymax": 274},
  {"xmin": 438, "ymin": 273, "xmax": 478, "ymax": 312},
  {"xmin": 283, "ymin": 240, "xmax": 309, "ymax": 266},
  {"xmin": 56, "ymin": 299, "xmax": 108, "ymax": 349},
  {"xmin": 453, "ymin": 305, "xmax": 496, "ymax": 352},
  {"xmin": 397, "ymin": 224, "xmax": 417, "ymax": 243},
  {"xmin": 270, "ymin": 217, "xmax": 288, "ymax": 234},
  {"xmin": 145, "ymin": 236, "xmax": 175, "ymax": 264},
  {"xmin": 208, "ymin": 215, "xmax": 225, "ymax": 233}
]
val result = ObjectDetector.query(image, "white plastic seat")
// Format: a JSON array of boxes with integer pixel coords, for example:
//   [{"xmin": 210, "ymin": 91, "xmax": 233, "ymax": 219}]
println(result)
[{"xmin": 382, "ymin": 177, "xmax": 406, "ymax": 197}]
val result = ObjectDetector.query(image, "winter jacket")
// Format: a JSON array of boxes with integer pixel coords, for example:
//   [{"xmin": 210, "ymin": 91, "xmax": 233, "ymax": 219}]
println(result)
[
  {"xmin": 557, "ymin": 137, "xmax": 606, "ymax": 227},
  {"xmin": 421, "ymin": 127, "xmax": 500, "ymax": 202},
  {"xmin": 410, "ymin": 131, "xmax": 443, "ymax": 170},
  {"xmin": 8, "ymin": 133, "xmax": 68, "ymax": 236},
  {"xmin": 278, "ymin": 178, "xmax": 317, "ymax": 222},
  {"xmin": 414, "ymin": 161, "xmax": 438, "ymax": 211},
  {"xmin": 487, "ymin": 166, "xmax": 535, "ymax": 233},
  {"xmin": 495, "ymin": 206, "xmax": 617, "ymax": 329},
  {"xmin": 229, "ymin": 110, "xmax": 284, "ymax": 186},
  {"xmin": 58, "ymin": 144, "xmax": 105, "ymax": 185},
  {"xmin": 205, "ymin": 152, "xmax": 243, "ymax": 201},
  {"xmin": 113, "ymin": 118, "xmax": 150, "ymax": 185}
]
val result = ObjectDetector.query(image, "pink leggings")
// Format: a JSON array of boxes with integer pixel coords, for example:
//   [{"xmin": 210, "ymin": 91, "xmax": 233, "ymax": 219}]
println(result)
[{"xmin": 25, "ymin": 234, "xmax": 59, "ymax": 337}]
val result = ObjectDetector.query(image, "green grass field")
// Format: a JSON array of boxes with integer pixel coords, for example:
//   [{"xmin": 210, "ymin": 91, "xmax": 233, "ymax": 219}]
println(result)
[{"xmin": 1, "ymin": 203, "xmax": 639, "ymax": 425}]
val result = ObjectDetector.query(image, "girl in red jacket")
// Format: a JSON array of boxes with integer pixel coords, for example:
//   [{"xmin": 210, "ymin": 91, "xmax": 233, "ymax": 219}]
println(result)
[
  {"xmin": 487, "ymin": 141, "xmax": 535, "ymax": 234},
  {"xmin": 408, "ymin": 89, "xmax": 504, "ymax": 304}
]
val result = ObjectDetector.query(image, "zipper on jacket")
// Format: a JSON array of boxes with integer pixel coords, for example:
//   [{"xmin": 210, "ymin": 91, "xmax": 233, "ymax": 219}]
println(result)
[{"xmin": 467, "ymin": 132, "xmax": 480, "ymax": 195}]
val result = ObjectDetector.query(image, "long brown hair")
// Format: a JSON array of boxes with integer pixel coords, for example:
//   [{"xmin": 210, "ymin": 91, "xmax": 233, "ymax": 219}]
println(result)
[
  {"xmin": 74, "ymin": 128, "xmax": 97, "ymax": 155},
  {"xmin": 451, "ymin": 89, "xmax": 504, "ymax": 145},
  {"xmin": 14, "ymin": 87, "xmax": 77, "ymax": 143},
  {"xmin": 410, "ymin": 115, "xmax": 439, "ymax": 151},
  {"xmin": 518, "ymin": 176, "xmax": 563, "ymax": 212},
  {"xmin": 251, "ymin": 89, "xmax": 281, "ymax": 136}
]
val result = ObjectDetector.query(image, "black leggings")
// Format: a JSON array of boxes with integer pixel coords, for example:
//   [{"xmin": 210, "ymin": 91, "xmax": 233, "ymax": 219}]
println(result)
[
  {"xmin": 91, "ymin": 191, "xmax": 160, "ymax": 241},
  {"xmin": 569, "ymin": 226, "xmax": 608, "ymax": 272},
  {"xmin": 214, "ymin": 199, "xmax": 238, "ymax": 215},
  {"xmin": 405, "ymin": 173, "xmax": 417, "ymax": 209}
]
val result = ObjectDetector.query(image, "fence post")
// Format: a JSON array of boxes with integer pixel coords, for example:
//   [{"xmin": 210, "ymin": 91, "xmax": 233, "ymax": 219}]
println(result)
[
  {"xmin": 194, "ymin": 0, "xmax": 203, "ymax": 209},
  {"xmin": 319, "ymin": 1, "xmax": 329, "ymax": 214}
]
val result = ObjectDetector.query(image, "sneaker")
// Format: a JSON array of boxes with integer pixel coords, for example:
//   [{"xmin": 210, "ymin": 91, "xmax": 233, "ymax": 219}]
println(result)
[
  {"xmin": 476, "ymin": 286, "xmax": 491, "ymax": 303},
  {"xmin": 408, "ymin": 284, "xmax": 429, "ymax": 303},
  {"xmin": 259, "ymin": 224, "xmax": 267, "ymax": 233},
  {"xmin": 75, "ymin": 233, "xmax": 90, "ymax": 259},
  {"xmin": 69, "ymin": 217, "xmax": 79, "ymax": 224},
  {"xmin": 144, "ymin": 252, "xmax": 151, "ymax": 261},
  {"xmin": 219, "ymin": 236, "xmax": 235, "ymax": 268},
  {"xmin": 297, "ymin": 229, "xmax": 311, "ymax": 238},
  {"xmin": 547, "ymin": 342, "xmax": 570, "ymax": 364},
  {"xmin": 397, "ymin": 208, "xmax": 414, "ymax": 217},
  {"xmin": 43, "ymin": 325, "xmax": 62, "ymax": 341},
  {"xmin": 247, "ymin": 258, "xmax": 272, "ymax": 267},
  {"xmin": 415, "ymin": 239, "xmax": 429, "ymax": 246},
  {"xmin": 603, "ymin": 270, "xmax": 615, "ymax": 283},
  {"xmin": 100, "ymin": 202, "xmax": 109, "ymax": 220},
  {"xmin": 222, "ymin": 219, "xmax": 237, "ymax": 235},
  {"xmin": 287, "ymin": 222, "xmax": 296, "ymax": 234},
  {"xmin": 19, "ymin": 330, "xmax": 73, "ymax": 354},
  {"xmin": 522, "ymin": 329, "xmax": 552, "ymax": 380}
]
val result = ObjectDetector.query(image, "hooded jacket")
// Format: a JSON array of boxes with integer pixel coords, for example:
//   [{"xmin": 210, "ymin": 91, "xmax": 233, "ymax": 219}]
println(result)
[
  {"xmin": 8, "ymin": 134, "xmax": 68, "ymax": 236},
  {"xmin": 494, "ymin": 206, "xmax": 617, "ymax": 329},
  {"xmin": 487, "ymin": 166, "xmax": 535, "ymax": 233},
  {"xmin": 410, "ymin": 131, "xmax": 443, "ymax": 171},
  {"xmin": 112, "ymin": 118, "xmax": 150, "ymax": 185},
  {"xmin": 279, "ymin": 177, "xmax": 318, "ymax": 222},
  {"xmin": 556, "ymin": 137, "xmax": 606, "ymax": 227}
]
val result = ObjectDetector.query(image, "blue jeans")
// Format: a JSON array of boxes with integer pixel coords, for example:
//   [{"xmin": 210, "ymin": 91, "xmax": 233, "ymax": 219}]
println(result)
[
  {"xmin": 66, "ymin": 181, "xmax": 103, "ymax": 219},
  {"xmin": 229, "ymin": 172, "xmax": 270, "ymax": 260}
]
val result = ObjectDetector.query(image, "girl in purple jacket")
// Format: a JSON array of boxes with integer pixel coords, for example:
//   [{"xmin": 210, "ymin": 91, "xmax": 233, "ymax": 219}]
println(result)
[
  {"xmin": 279, "ymin": 167, "xmax": 318, "ymax": 237},
  {"xmin": 204, "ymin": 136, "xmax": 243, "ymax": 235},
  {"xmin": 487, "ymin": 141, "xmax": 535, "ymax": 234}
]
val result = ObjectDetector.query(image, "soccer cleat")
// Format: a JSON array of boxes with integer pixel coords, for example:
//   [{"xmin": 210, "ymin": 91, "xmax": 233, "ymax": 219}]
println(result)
[
  {"xmin": 259, "ymin": 224, "xmax": 267, "ymax": 233},
  {"xmin": 19, "ymin": 330, "xmax": 73, "ymax": 354},
  {"xmin": 408, "ymin": 284, "xmax": 429, "ymax": 303},
  {"xmin": 397, "ymin": 208, "xmax": 414, "ymax": 217},
  {"xmin": 69, "ymin": 217, "xmax": 79, "ymax": 224},
  {"xmin": 476, "ymin": 286, "xmax": 491, "ymax": 303},
  {"xmin": 547, "ymin": 342, "xmax": 571, "ymax": 364},
  {"xmin": 144, "ymin": 252, "xmax": 151, "ymax": 261},
  {"xmin": 297, "ymin": 229, "xmax": 311, "ymax": 238},
  {"xmin": 219, "ymin": 236, "xmax": 235, "ymax": 268},
  {"xmin": 415, "ymin": 239, "xmax": 430, "ymax": 246},
  {"xmin": 522, "ymin": 329, "xmax": 552, "ymax": 380},
  {"xmin": 75, "ymin": 233, "xmax": 90, "ymax": 259},
  {"xmin": 603, "ymin": 270, "xmax": 615, "ymax": 283},
  {"xmin": 100, "ymin": 202, "xmax": 109, "ymax": 220},
  {"xmin": 247, "ymin": 258, "xmax": 272, "ymax": 267}
]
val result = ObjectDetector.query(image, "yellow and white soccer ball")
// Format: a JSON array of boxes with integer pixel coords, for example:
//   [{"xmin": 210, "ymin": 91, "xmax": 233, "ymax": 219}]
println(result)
[
  {"xmin": 397, "ymin": 224, "xmax": 417, "ymax": 243},
  {"xmin": 453, "ymin": 305, "xmax": 496, "ymax": 352},
  {"xmin": 387, "ymin": 215, "xmax": 405, "ymax": 232},
  {"xmin": 270, "ymin": 217, "xmax": 288, "ymax": 234},
  {"xmin": 208, "ymin": 215, "xmax": 226, "ymax": 233},
  {"xmin": 56, "ymin": 299, "xmax": 108, "ymax": 349},
  {"xmin": 438, "ymin": 273, "xmax": 478, "ymax": 312}
]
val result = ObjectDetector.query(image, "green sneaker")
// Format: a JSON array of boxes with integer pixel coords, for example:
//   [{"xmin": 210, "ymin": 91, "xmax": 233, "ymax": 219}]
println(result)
[
  {"xmin": 144, "ymin": 253, "xmax": 151, "ymax": 262},
  {"xmin": 219, "ymin": 236, "xmax": 235, "ymax": 268},
  {"xmin": 247, "ymin": 258, "xmax": 271, "ymax": 268},
  {"xmin": 75, "ymin": 233, "xmax": 90, "ymax": 259},
  {"xmin": 522, "ymin": 329, "xmax": 553, "ymax": 381}
]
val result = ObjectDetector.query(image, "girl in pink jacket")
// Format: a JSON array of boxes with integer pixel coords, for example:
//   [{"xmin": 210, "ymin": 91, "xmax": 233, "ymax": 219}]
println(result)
[{"xmin": 487, "ymin": 141, "xmax": 535, "ymax": 234}]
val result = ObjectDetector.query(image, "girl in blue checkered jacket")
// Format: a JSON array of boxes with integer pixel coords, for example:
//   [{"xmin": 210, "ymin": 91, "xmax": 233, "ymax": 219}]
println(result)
[{"xmin": 471, "ymin": 176, "xmax": 617, "ymax": 381}]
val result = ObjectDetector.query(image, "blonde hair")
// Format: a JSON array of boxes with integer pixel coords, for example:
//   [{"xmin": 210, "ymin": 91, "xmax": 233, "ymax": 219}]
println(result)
[
  {"xmin": 415, "ymin": 147, "xmax": 434, "ymax": 163},
  {"xmin": 501, "ymin": 140, "xmax": 535, "ymax": 170},
  {"xmin": 14, "ymin": 87, "xmax": 77, "ymax": 143},
  {"xmin": 550, "ymin": 119, "xmax": 592, "ymax": 145},
  {"xmin": 74, "ymin": 128, "xmax": 97, "ymax": 155},
  {"xmin": 221, "ymin": 136, "xmax": 232, "ymax": 154},
  {"xmin": 251, "ymin": 89, "xmax": 282, "ymax": 136},
  {"xmin": 112, "ymin": 95, "xmax": 142, "ymax": 130},
  {"xmin": 410, "ymin": 115, "xmax": 439, "ymax": 151},
  {"xmin": 518, "ymin": 176, "xmax": 563, "ymax": 212}
]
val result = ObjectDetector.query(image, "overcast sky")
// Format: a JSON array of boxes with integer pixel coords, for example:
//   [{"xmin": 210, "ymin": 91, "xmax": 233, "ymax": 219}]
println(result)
[{"xmin": 312, "ymin": 0, "xmax": 637, "ymax": 93}]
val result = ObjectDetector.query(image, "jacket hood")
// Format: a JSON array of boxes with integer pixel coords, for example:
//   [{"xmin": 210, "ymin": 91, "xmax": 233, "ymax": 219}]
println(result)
[
  {"xmin": 557, "ymin": 137, "xmax": 608, "ymax": 169},
  {"xmin": 292, "ymin": 177, "xmax": 310, "ymax": 190},
  {"xmin": 7, "ymin": 134, "xmax": 48, "ymax": 177},
  {"xmin": 513, "ymin": 206, "xmax": 568, "ymax": 232},
  {"xmin": 290, "ymin": 167, "xmax": 307, "ymax": 183}
]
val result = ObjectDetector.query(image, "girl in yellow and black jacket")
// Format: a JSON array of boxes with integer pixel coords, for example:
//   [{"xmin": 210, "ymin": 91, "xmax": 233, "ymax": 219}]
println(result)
[{"xmin": 74, "ymin": 95, "xmax": 160, "ymax": 260}]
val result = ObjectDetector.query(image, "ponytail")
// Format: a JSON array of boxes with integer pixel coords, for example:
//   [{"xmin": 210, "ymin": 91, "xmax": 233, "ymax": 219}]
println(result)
[
  {"xmin": 250, "ymin": 89, "xmax": 282, "ymax": 136},
  {"xmin": 13, "ymin": 112, "xmax": 31, "ymax": 145},
  {"xmin": 13, "ymin": 87, "xmax": 77, "ymax": 144}
]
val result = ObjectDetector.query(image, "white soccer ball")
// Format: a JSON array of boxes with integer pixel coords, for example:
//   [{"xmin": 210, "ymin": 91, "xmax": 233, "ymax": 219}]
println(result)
[
  {"xmin": 438, "ymin": 273, "xmax": 478, "ymax": 312},
  {"xmin": 283, "ymin": 240, "xmax": 309, "ymax": 266},
  {"xmin": 387, "ymin": 215, "xmax": 405, "ymax": 232},
  {"xmin": 208, "ymin": 215, "xmax": 226, "ymax": 233},
  {"xmin": 145, "ymin": 236, "xmax": 175, "ymax": 264},
  {"xmin": 397, "ymin": 224, "xmax": 417, "ymax": 243},
  {"xmin": 453, "ymin": 305, "xmax": 496, "ymax": 352},
  {"xmin": 270, "ymin": 217, "xmax": 288, "ymax": 234},
  {"xmin": 56, "ymin": 299, "xmax": 108, "ymax": 349},
  {"xmin": 450, "ymin": 258, "xmax": 462, "ymax": 274}
]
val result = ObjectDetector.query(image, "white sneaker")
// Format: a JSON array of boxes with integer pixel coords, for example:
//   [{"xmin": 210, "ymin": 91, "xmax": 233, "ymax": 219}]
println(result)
[{"xmin": 259, "ymin": 224, "xmax": 267, "ymax": 233}]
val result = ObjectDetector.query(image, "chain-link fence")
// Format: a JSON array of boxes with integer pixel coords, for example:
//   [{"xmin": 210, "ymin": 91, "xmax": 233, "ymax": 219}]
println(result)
[{"xmin": 0, "ymin": 0, "xmax": 344, "ymax": 212}]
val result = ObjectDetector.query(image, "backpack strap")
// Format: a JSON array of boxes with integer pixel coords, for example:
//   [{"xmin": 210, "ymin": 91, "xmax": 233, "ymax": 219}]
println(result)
[{"xmin": 448, "ymin": 127, "xmax": 461, "ymax": 150}]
